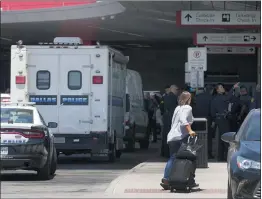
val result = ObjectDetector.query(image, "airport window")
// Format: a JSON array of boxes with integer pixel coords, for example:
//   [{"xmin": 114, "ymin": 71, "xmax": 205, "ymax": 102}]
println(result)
[
  {"xmin": 68, "ymin": 71, "xmax": 82, "ymax": 90},
  {"xmin": 36, "ymin": 71, "xmax": 50, "ymax": 90}
]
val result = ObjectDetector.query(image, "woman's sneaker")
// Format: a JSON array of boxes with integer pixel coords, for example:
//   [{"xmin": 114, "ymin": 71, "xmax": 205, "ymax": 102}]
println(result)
[{"xmin": 160, "ymin": 178, "xmax": 169, "ymax": 190}]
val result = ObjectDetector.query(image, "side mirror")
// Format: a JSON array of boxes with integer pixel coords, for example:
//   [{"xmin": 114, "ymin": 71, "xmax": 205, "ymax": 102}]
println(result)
[
  {"xmin": 48, "ymin": 122, "xmax": 58, "ymax": 128},
  {"xmin": 221, "ymin": 132, "xmax": 237, "ymax": 143}
]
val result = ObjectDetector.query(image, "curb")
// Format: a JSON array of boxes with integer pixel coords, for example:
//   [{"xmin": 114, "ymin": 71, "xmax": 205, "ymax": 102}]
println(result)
[{"xmin": 105, "ymin": 162, "xmax": 147, "ymax": 194}]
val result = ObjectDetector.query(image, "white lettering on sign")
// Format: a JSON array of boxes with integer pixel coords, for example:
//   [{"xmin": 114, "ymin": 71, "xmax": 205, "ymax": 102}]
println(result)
[
  {"xmin": 185, "ymin": 62, "xmax": 190, "ymax": 84},
  {"xmin": 206, "ymin": 46, "xmax": 256, "ymax": 55},
  {"xmin": 177, "ymin": 11, "xmax": 260, "ymax": 27},
  {"xmin": 190, "ymin": 71, "xmax": 204, "ymax": 88},
  {"xmin": 187, "ymin": 47, "xmax": 207, "ymax": 71},
  {"xmin": 195, "ymin": 33, "xmax": 260, "ymax": 46}
]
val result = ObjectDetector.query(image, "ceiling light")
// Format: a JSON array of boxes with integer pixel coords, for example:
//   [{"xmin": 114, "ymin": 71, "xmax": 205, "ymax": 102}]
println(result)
[
  {"xmin": 101, "ymin": 17, "xmax": 105, "ymax": 20},
  {"xmin": 110, "ymin": 16, "xmax": 115, "ymax": 19}
]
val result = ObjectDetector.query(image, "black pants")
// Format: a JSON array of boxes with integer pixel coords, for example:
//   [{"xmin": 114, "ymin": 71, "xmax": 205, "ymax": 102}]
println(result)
[
  {"xmin": 207, "ymin": 117, "xmax": 214, "ymax": 156},
  {"xmin": 229, "ymin": 114, "xmax": 238, "ymax": 132},
  {"xmin": 161, "ymin": 112, "xmax": 172, "ymax": 157},
  {"xmin": 216, "ymin": 117, "xmax": 230, "ymax": 161},
  {"xmin": 148, "ymin": 118, "xmax": 157, "ymax": 142}
]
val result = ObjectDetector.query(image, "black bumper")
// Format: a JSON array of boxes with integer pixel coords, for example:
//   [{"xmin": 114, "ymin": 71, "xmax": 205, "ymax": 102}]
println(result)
[
  {"xmin": 1, "ymin": 154, "xmax": 47, "ymax": 170},
  {"xmin": 54, "ymin": 133, "xmax": 109, "ymax": 154},
  {"xmin": 231, "ymin": 167, "xmax": 261, "ymax": 199}
]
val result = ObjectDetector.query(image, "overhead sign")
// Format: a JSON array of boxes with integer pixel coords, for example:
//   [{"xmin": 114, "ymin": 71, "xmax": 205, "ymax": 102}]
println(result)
[
  {"xmin": 187, "ymin": 47, "xmax": 207, "ymax": 71},
  {"xmin": 176, "ymin": 10, "xmax": 260, "ymax": 28},
  {"xmin": 194, "ymin": 33, "xmax": 260, "ymax": 47},
  {"xmin": 190, "ymin": 71, "xmax": 204, "ymax": 88},
  {"xmin": 206, "ymin": 46, "xmax": 256, "ymax": 55}
]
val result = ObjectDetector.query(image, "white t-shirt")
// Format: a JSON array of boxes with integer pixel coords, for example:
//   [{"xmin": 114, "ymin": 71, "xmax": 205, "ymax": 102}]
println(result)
[{"xmin": 167, "ymin": 105, "xmax": 194, "ymax": 143}]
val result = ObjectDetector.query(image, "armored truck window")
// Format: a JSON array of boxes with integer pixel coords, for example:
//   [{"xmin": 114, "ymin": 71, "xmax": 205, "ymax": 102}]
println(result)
[
  {"xmin": 36, "ymin": 71, "xmax": 50, "ymax": 90},
  {"xmin": 68, "ymin": 71, "xmax": 82, "ymax": 90}
]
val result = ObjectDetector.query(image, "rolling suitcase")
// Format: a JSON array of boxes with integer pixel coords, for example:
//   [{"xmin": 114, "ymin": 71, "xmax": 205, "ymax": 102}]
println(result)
[
  {"xmin": 168, "ymin": 136, "xmax": 200, "ymax": 192},
  {"xmin": 168, "ymin": 158, "xmax": 195, "ymax": 192}
]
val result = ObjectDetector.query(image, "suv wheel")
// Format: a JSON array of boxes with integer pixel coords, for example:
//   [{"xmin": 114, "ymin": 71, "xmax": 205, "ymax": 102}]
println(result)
[
  {"xmin": 108, "ymin": 136, "xmax": 116, "ymax": 162},
  {"xmin": 50, "ymin": 148, "xmax": 57, "ymax": 175},
  {"xmin": 37, "ymin": 154, "xmax": 52, "ymax": 180}
]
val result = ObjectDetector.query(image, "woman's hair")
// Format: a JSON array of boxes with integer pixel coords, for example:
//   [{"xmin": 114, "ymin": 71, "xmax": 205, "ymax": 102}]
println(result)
[{"xmin": 178, "ymin": 91, "xmax": 191, "ymax": 106}]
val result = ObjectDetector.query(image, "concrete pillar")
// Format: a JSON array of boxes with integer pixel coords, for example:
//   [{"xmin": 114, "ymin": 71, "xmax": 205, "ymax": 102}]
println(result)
[{"xmin": 258, "ymin": 48, "xmax": 261, "ymax": 85}]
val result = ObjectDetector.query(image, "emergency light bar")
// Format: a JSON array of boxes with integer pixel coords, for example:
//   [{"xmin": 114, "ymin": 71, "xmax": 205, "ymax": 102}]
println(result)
[
  {"xmin": 1, "ymin": 102, "xmax": 36, "ymax": 106},
  {"xmin": 53, "ymin": 37, "xmax": 83, "ymax": 45}
]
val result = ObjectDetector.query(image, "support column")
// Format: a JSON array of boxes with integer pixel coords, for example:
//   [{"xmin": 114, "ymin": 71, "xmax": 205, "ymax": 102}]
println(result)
[{"xmin": 258, "ymin": 48, "xmax": 261, "ymax": 85}]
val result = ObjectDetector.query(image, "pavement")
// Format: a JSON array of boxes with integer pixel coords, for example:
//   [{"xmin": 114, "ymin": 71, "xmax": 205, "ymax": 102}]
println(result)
[
  {"xmin": 1, "ymin": 140, "xmax": 228, "ymax": 198},
  {"xmin": 1, "ymin": 142, "xmax": 159, "ymax": 198},
  {"xmin": 105, "ymin": 160, "xmax": 228, "ymax": 198}
]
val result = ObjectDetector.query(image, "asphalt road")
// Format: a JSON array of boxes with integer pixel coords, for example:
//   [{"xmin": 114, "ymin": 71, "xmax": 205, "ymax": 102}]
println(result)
[{"xmin": 1, "ymin": 142, "xmax": 161, "ymax": 198}]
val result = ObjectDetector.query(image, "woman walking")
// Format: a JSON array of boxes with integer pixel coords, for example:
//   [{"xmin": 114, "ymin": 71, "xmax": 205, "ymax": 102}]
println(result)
[{"xmin": 160, "ymin": 91, "xmax": 198, "ymax": 189}]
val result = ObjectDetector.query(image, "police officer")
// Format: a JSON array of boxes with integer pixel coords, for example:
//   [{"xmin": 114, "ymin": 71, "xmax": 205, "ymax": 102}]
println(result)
[
  {"xmin": 228, "ymin": 87, "xmax": 241, "ymax": 132},
  {"xmin": 160, "ymin": 85, "xmax": 170, "ymax": 115},
  {"xmin": 194, "ymin": 85, "xmax": 214, "ymax": 159},
  {"xmin": 238, "ymin": 86, "xmax": 252, "ymax": 126},
  {"xmin": 161, "ymin": 85, "xmax": 179, "ymax": 157},
  {"xmin": 210, "ymin": 82, "xmax": 239, "ymax": 161},
  {"xmin": 160, "ymin": 86, "xmax": 170, "ymax": 156},
  {"xmin": 250, "ymin": 84, "xmax": 261, "ymax": 110}
]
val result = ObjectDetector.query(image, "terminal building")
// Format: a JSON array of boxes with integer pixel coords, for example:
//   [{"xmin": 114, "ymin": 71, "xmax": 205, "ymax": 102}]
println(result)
[{"xmin": 1, "ymin": 1, "xmax": 261, "ymax": 92}]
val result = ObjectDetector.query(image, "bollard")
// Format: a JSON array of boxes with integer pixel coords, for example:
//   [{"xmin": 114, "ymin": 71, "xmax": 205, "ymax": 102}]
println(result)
[{"xmin": 191, "ymin": 118, "xmax": 208, "ymax": 168}]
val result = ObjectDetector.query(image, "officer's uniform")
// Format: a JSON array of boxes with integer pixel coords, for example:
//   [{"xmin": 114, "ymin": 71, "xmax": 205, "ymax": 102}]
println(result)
[
  {"xmin": 210, "ymin": 89, "xmax": 233, "ymax": 161},
  {"xmin": 238, "ymin": 94, "xmax": 252, "ymax": 126},
  {"xmin": 250, "ymin": 91, "xmax": 261, "ymax": 110},
  {"xmin": 228, "ymin": 95, "xmax": 241, "ymax": 132},
  {"xmin": 162, "ymin": 92, "xmax": 178, "ymax": 157},
  {"xmin": 194, "ymin": 91, "xmax": 213, "ymax": 157}
]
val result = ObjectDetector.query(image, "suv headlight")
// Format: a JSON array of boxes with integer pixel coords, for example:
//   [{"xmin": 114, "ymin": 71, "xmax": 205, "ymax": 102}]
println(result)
[{"xmin": 237, "ymin": 156, "xmax": 260, "ymax": 170}]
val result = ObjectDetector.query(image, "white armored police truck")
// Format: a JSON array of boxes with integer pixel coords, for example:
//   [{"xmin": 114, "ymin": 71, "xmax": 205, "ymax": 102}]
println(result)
[{"xmin": 10, "ymin": 37, "xmax": 129, "ymax": 162}]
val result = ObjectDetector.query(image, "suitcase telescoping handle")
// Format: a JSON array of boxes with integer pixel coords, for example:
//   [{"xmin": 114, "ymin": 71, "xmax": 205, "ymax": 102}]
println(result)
[{"xmin": 187, "ymin": 136, "xmax": 198, "ymax": 145}]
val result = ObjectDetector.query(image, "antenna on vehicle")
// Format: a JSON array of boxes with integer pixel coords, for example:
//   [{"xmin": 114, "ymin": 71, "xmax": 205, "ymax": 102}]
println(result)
[
  {"xmin": 96, "ymin": 41, "xmax": 101, "ymax": 48},
  {"xmin": 16, "ymin": 40, "xmax": 24, "ymax": 48}
]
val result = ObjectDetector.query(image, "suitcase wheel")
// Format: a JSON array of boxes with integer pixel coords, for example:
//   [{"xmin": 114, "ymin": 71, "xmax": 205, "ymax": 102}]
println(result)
[
  {"xmin": 186, "ymin": 187, "xmax": 191, "ymax": 193},
  {"xmin": 170, "ymin": 186, "xmax": 175, "ymax": 193}
]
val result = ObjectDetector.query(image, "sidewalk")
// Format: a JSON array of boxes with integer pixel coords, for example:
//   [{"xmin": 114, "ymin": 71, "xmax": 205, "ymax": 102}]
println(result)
[{"xmin": 105, "ymin": 160, "xmax": 228, "ymax": 198}]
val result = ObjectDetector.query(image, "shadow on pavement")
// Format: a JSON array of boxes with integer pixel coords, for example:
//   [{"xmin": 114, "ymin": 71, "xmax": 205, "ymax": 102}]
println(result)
[
  {"xmin": 1, "ymin": 173, "xmax": 56, "ymax": 181},
  {"xmin": 57, "ymin": 146, "xmax": 160, "ymax": 170},
  {"xmin": 1, "ymin": 143, "xmax": 161, "ymax": 181}
]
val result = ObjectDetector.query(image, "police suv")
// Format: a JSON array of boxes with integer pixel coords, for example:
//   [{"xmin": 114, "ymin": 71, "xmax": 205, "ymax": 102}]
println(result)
[{"xmin": 1, "ymin": 102, "xmax": 58, "ymax": 180}]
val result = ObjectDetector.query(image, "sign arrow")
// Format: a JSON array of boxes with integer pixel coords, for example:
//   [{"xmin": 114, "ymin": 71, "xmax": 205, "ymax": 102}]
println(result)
[
  {"xmin": 251, "ymin": 36, "xmax": 256, "ymax": 41},
  {"xmin": 185, "ymin": 14, "xmax": 192, "ymax": 22},
  {"xmin": 203, "ymin": 36, "xmax": 208, "ymax": 41},
  {"xmin": 249, "ymin": 48, "xmax": 254, "ymax": 52}
]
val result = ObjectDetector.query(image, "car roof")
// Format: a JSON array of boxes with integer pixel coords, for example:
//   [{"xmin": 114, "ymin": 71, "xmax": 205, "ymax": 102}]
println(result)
[
  {"xmin": 250, "ymin": 108, "xmax": 260, "ymax": 114},
  {"xmin": 1, "ymin": 105, "xmax": 36, "ymax": 111}
]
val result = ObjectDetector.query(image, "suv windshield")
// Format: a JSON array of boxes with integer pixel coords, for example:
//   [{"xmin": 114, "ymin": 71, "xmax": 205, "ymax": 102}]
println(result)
[
  {"xmin": 243, "ymin": 111, "xmax": 261, "ymax": 141},
  {"xmin": 1, "ymin": 108, "xmax": 34, "ymax": 124}
]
